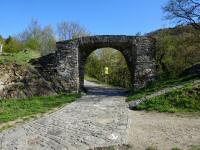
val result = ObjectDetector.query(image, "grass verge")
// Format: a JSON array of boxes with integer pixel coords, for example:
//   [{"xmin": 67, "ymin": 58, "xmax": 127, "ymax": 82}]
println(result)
[
  {"xmin": 135, "ymin": 83, "xmax": 200, "ymax": 113},
  {"xmin": 0, "ymin": 93, "xmax": 80, "ymax": 124},
  {"xmin": 127, "ymin": 75, "xmax": 200, "ymax": 102}
]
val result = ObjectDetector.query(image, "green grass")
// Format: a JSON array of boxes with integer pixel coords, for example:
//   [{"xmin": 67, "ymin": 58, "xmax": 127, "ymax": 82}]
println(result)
[
  {"xmin": 127, "ymin": 75, "xmax": 200, "ymax": 102},
  {"xmin": 0, "ymin": 93, "xmax": 80, "ymax": 124},
  {"xmin": 191, "ymin": 145, "xmax": 200, "ymax": 150},
  {"xmin": 135, "ymin": 83, "xmax": 200, "ymax": 113},
  {"xmin": 146, "ymin": 147, "xmax": 158, "ymax": 150},
  {"xmin": 0, "ymin": 50, "xmax": 40, "ymax": 65},
  {"xmin": 85, "ymin": 75, "xmax": 102, "ymax": 84},
  {"xmin": 91, "ymin": 145, "xmax": 131, "ymax": 150}
]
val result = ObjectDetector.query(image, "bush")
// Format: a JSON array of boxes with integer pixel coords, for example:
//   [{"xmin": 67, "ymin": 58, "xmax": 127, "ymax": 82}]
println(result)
[{"xmin": 3, "ymin": 36, "xmax": 23, "ymax": 53}]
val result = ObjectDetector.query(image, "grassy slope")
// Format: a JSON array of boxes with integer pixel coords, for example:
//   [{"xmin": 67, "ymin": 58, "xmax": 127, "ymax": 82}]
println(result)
[
  {"xmin": 136, "ymin": 82, "xmax": 200, "ymax": 113},
  {"xmin": 0, "ymin": 94, "xmax": 80, "ymax": 124},
  {"xmin": 127, "ymin": 75, "xmax": 200, "ymax": 101},
  {"xmin": 0, "ymin": 50, "xmax": 40, "ymax": 65}
]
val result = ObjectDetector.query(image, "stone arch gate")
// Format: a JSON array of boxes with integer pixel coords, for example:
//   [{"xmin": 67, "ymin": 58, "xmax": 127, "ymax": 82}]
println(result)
[{"xmin": 32, "ymin": 35, "xmax": 155, "ymax": 93}]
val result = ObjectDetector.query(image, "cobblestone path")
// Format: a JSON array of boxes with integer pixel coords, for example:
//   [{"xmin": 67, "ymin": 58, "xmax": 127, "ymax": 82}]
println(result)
[{"xmin": 0, "ymin": 81, "xmax": 129, "ymax": 150}]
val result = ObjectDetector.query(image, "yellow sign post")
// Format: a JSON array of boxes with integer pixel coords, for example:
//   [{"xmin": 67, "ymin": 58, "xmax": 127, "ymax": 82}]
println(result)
[
  {"xmin": 105, "ymin": 67, "xmax": 109, "ymax": 75},
  {"xmin": 104, "ymin": 67, "xmax": 109, "ymax": 84}
]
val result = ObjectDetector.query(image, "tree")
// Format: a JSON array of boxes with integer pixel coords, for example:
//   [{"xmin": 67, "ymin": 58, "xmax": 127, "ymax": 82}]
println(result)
[
  {"xmin": 163, "ymin": 0, "xmax": 200, "ymax": 30},
  {"xmin": 85, "ymin": 48, "xmax": 131, "ymax": 88},
  {"xmin": 19, "ymin": 19, "xmax": 42, "ymax": 42},
  {"xmin": 24, "ymin": 38, "xmax": 40, "ymax": 51},
  {"xmin": 57, "ymin": 21, "xmax": 89, "ymax": 40},
  {"xmin": 19, "ymin": 19, "xmax": 56, "ymax": 55},
  {"xmin": 4, "ymin": 36, "xmax": 23, "ymax": 53},
  {"xmin": 19, "ymin": 19, "xmax": 42, "ymax": 51},
  {"xmin": 40, "ymin": 26, "xmax": 56, "ymax": 55},
  {"xmin": 151, "ymin": 25, "xmax": 200, "ymax": 79},
  {"xmin": 0, "ymin": 35, "xmax": 4, "ymax": 43}
]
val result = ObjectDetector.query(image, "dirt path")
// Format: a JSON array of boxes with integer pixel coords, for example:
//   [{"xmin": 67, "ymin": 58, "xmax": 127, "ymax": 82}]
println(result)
[{"xmin": 127, "ymin": 111, "xmax": 200, "ymax": 150}]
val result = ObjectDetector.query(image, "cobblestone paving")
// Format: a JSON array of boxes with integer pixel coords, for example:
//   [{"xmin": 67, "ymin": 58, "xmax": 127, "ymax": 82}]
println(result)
[{"xmin": 0, "ymin": 81, "xmax": 129, "ymax": 150}]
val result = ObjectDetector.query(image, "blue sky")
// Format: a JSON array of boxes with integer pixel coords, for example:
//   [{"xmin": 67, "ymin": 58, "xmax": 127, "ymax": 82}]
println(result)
[{"xmin": 0, "ymin": 0, "xmax": 171, "ymax": 38}]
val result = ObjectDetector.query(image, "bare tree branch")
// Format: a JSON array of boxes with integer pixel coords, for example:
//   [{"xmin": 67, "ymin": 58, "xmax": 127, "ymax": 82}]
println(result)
[{"xmin": 163, "ymin": 0, "xmax": 200, "ymax": 30}]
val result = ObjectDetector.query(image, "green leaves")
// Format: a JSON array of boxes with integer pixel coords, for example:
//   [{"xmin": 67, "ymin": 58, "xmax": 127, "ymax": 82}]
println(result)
[
  {"xmin": 85, "ymin": 48, "xmax": 131, "ymax": 88},
  {"xmin": 3, "ymin": 36, "xmax": 23, "ymax": 53}
]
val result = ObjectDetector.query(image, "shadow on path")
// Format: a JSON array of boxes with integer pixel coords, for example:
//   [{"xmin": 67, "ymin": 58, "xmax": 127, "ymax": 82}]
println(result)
[{"xmin": 84, "ymin": 80, "xmax": 129, "ymax": 97}]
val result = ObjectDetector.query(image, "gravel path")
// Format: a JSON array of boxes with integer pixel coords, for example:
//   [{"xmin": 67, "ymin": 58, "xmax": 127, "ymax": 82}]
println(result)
[
  {"xmin": 0, "ymin": 81, "xmax": 129, "ymax": 150},
  {"xmin": 128, "ymin": 111, "xmax": 200, "ymax": 150}
]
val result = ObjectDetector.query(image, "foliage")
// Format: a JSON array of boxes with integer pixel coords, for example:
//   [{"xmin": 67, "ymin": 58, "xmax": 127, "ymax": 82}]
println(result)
[
  {"xmin": 150, "ymin": 25, "xmax": 200, "ymax": 79},
  {"xmin": 24, "ymin": 38, "xmax": 40, "ymax": 50},
  {"xmin": 3, "ymin": 36, "xmax": 23, "ymax": 53},
  {"xmin": 163, "ymin": 0, "xmax": 200, "ymax": 30},
  {"xmin": 0, "ymin": 93, "xmax": 80, "ymax": 123},
  {"xmin": 85, "ymin": 48, "xmax": 131, "ymax": 88},
  {"xmin": 0, "ymin": 50, "xmax": 40, "ymax": 65},
  {"xmin": 135, "ymin": 82, "xmax": 200, "ymax": 113},
  {"xmin": 19, "ymin": 19, "xmax": 56, "ymax": 55},
  {"xmin": 40, "ymin": 25, "xmax": 56, "ymax": 55},
  {"xmin": 0, "ymin": 35, "xmax": 4, "ymax": 45}
]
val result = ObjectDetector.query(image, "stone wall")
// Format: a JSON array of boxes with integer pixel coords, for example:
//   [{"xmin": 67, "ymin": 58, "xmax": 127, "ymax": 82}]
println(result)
[
  {"xmin": 56, "ymin": 35, "xmax": 156, "ymax": 91},
  {"xmin": 134, "ymin": 37, "xmax": 155, "ymax": 89},
  {"xmin": 0, "ymin": 35, "xmax": 156, "ymax": 99}
]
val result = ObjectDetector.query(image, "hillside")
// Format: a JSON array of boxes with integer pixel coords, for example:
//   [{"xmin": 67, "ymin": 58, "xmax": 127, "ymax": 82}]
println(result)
[{"xmin": 148, "ymin": 24, "xmax": 200, "ymax": 79}]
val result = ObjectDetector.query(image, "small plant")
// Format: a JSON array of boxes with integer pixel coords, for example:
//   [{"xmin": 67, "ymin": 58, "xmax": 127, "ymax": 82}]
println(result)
[
  {"xmin": 172, "ymin": 147, "xmax": 182, "ymax": 150},
  {"xmin": 146, "ymin": 146, "xmax": 158, "ymax": 150},
  {"xmin": 191, "ymin": 145, "xmax": 200, "ymax": 150}
]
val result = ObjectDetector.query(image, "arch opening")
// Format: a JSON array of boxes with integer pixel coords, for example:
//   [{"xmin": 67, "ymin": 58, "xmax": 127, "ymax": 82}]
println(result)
[{"xmin": 79, "ymin": 47, "xmax": 135, "ymax": 91}]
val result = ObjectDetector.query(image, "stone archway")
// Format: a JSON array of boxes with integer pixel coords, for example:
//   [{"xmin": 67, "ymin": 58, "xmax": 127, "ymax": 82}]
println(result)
[
  {"xmin": 82, "ymin": 47, "xmax": 133, "ymax": 89},
  {"xmin": 32, "ymin": 35, "xmax": 155, "ymax": 93}
]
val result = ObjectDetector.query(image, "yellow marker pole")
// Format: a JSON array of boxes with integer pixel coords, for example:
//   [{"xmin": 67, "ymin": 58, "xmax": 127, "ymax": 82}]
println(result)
[
  {"xmin": 104, "ymin": 67, "xmax": 109, "ymax": 83},
  {"xmin": 105, "ymin": 67, "xmax": 109, "ymax": 75}
]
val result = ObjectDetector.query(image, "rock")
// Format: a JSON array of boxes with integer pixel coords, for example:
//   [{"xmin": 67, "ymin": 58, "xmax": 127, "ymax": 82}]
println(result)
[
  {"xmin": 0, "ymin": 63, "xmax": 56, "ymax": 100},
  {"xmin": 180, "ymin": 63, "xmax": 200, "ymax": 77}
]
